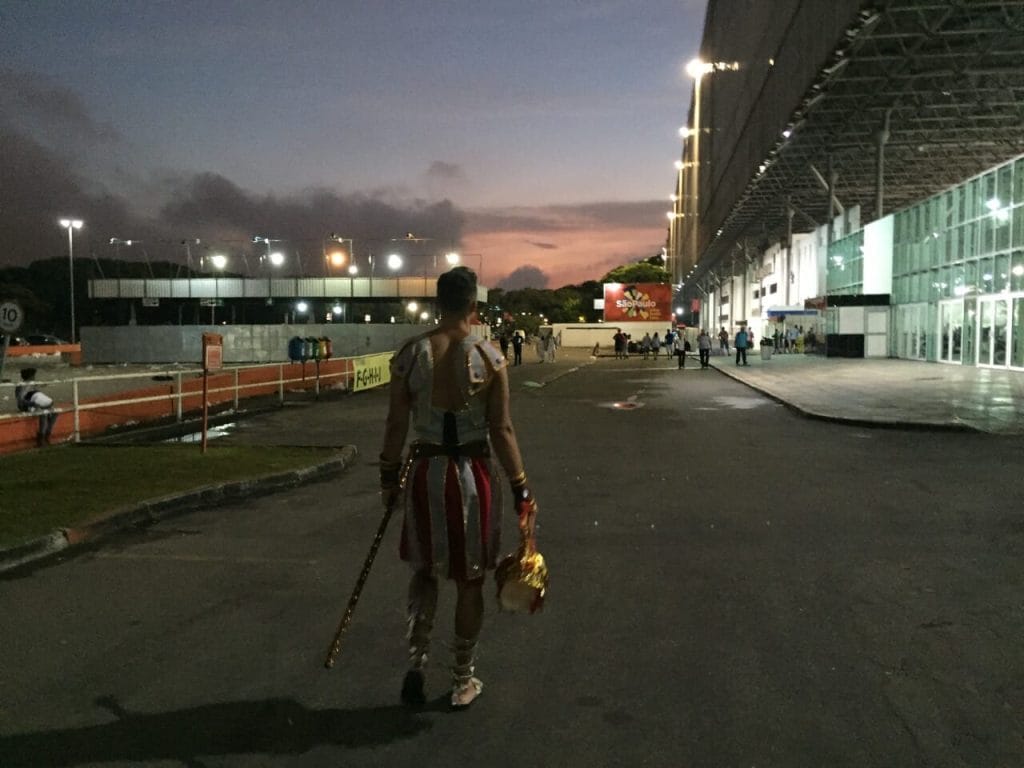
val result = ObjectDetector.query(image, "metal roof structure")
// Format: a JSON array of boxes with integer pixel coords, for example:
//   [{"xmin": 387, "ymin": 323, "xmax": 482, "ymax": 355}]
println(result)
[{"xmin": 694, "ymin": 0, "xmax": 1024, "ymax": 280}]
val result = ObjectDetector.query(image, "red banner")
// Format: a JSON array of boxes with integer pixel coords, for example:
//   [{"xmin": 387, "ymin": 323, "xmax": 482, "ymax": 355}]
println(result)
[{"xmin": 603, "ymin": 283, "xmax": 672, "ymax": 323}]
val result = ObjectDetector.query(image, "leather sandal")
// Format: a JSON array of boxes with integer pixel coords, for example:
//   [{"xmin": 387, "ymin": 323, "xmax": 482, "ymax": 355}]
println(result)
[{"xmin": 450, "ymin": 676, "xmax": 483, "ymax": 710}]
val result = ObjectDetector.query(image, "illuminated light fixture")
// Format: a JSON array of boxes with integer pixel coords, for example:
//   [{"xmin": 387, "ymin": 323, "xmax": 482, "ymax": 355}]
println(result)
[
  {"xmin": 782, "ymin": 129, "xmax": 792, "ymax": 138},
  {"xmin": 420, "ymin": 311, "xmax": 429, "ymax": 321},
  {"xmin": 348, "ymin": 264, "xmax": 358, "ymax": 275},
  {"xmin": 329, "ymin": 250, "xmax": 346, "ymax": 267},
  {"xmin": 445, "ymin": 252, "xmax": 460, "ymax": 265},
  {"xmin": 407, "ymin": 301, "xmax": 418, "ymax": 313},
  {"xmin": 686, "ymin": 58, "xmax": 709, "ymax": 79},
  {"xmin": 268, "ymin": 251, "xmax": 285, "ymax": 266},
  {"xmin": 674, "ymin": 160, "xmax": 684, "ymax": 170},
  {"xmin": 333, "ymin": 303, "xmax": 343, "ymax": 314},
  {"xmin": 296, "ymin": 301, "xmax": 308, "ymax": 313},
  {"xmin": 1012, "ymin": 265, "xmax": 1024, "ymax": 277},
  {"xmin": 210, "ymin": 253, "xmax": 227, "ymax": 269},
  {"xmin": 387, "ymin": 253, "xmax": 403, "ymax": 270}
]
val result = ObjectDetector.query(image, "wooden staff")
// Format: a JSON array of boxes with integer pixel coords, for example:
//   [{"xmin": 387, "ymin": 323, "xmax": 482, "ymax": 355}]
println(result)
[{"xmin": 324, "ymin": 458, "xmax": 409, "ymax": 669}]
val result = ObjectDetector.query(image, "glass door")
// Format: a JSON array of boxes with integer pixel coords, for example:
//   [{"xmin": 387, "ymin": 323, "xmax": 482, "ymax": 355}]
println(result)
[
  {"xmin": 978, "ymin": 299, "xmax": 994, "ymax": 366},
  {"xmin": 977, "ymin": 297, "xmax": 1011, "ymax": 368},
  {"xmin": 938, "ymin": 300, "xmax": 963, "ymax": 364},
  {"xmin": 897, "ymin": 304, "xmax": 927, "ymax": 360},
  {"xmin": 1013, "ymin": 299, "xmax": 1024, "ymax": 368}
]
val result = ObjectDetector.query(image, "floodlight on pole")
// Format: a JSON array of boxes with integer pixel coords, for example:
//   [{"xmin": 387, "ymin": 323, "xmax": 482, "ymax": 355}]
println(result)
[{"xmin": 59, "ymin": 218, "xmax": 84, "ymax": 343}]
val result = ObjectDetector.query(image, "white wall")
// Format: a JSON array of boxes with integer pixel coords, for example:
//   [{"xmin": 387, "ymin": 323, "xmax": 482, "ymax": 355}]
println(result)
[
  {"xmin": 80, "ymin": 324, "xmax": 428, "ymax": 364},
  {"xmin": 863, "ymin": 214, "xmax": 894, "ymax": 295}
]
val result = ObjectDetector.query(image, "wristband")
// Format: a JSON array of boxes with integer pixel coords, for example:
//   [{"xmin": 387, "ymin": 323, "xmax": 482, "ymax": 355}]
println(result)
[{"xmin": 509, "ymin": 469, "xmax": 529, "ymax": 499}]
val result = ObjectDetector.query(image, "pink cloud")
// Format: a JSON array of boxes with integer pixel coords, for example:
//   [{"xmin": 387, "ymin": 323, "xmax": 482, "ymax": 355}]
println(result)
[{"xmin": 463, "ymin": 202, "xmax": 666, "ymax": 288}]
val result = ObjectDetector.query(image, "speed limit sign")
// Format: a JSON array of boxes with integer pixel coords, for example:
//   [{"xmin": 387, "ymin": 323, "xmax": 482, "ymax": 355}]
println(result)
[{"xmin": 0, "ymin": 300, "xmax": 25, "ymax": 334}]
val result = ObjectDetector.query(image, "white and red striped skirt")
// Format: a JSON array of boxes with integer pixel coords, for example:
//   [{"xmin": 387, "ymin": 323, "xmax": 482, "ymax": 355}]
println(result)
[{"xmin": 399, "ymin": 455, "xmax": 502, "ymax": 582}]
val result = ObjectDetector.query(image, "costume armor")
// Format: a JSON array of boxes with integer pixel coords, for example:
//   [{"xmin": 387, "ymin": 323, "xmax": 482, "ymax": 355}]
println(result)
[{"xmin": 391, "ymin": 332, "xmax": 507, "ymax": 581}]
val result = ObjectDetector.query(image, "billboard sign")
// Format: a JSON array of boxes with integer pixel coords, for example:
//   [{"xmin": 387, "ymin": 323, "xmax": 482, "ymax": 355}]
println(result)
[{"xmin": 603, "ymin": 283, "xmax": 672, "ymax": 323}]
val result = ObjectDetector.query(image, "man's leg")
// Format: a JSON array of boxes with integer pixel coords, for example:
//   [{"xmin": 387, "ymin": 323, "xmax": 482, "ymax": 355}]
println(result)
[
  {"xmin": 451, "ymin": 578, "xmax": 484, "ymax": 708},
  {"xmin": 401, "ymin": 569, "xmax": 438, "ymax": 706}
]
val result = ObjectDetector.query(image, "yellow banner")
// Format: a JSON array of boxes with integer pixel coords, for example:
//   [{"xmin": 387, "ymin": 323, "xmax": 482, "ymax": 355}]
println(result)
[{"xmin": 352, "ymin": 352, "xmax": 392, "ymax": 392}]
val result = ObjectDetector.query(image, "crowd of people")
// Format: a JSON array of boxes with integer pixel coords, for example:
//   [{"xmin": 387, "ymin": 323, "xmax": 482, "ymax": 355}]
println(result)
[{"xmin": 495, "ymin": 323, "xmax": 820, "ymax": 369}]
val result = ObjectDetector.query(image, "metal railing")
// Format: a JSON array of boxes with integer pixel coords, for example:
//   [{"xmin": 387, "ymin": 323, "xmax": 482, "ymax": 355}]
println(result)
[{"xmin": 0, "ymin": 355, "xmax": 380, "ymax": 448}]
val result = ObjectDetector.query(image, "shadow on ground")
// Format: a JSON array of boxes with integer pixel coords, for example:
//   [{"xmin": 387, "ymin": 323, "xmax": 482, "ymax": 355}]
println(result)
[{"xmin": 0, "ymin": 694, "xmax": 434, "ymax": 767}]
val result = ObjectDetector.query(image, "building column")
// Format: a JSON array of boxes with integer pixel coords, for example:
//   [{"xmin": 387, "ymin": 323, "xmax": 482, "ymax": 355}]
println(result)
[
  {"xmin": 785, "ymin": 199, "xmax": 795, "ymax": 306},
  {"xmin": 875, "ymin": 108, "xmax": 891, "ymax": 220}
]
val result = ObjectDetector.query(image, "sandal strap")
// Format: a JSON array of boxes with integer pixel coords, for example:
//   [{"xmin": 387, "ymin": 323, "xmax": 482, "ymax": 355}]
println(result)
[{"xmin": 450, "ymin": 635, "xmax": 479, "ymax": 683}]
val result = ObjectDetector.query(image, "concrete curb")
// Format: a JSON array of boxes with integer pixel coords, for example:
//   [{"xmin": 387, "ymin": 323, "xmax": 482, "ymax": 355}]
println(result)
[
  {"xmin": 0, "ymin": 445, "xmax": 358, "ymax": 575},
  {"xmin": 708, "ymin": 362, "xmax": 979, "ymax": 433}
]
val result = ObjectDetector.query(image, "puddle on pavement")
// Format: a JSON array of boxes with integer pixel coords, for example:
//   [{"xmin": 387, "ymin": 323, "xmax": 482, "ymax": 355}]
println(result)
[
  {"xmin": 712, "ymin": 396, "xmax": 769, "ymax": 410},
  {"xmin": 165, "ymin": 422, "xmax": 237, "ymax": 443},
  {"xmin": 598, "ymin": 401, "xmax": 645, "ymax": 410}
]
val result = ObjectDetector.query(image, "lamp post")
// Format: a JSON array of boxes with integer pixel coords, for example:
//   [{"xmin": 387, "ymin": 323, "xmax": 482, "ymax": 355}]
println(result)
[
  {"xmin": 684, "ymin": 58, "xmax": 740, "ymax": 279},
  {"xmin": 325, "ymin": 233, "xmax": 353, "ymax": 275},
  {"xmin": 60, "ymin": 218, "xmax": 84, "ymax": 343}
]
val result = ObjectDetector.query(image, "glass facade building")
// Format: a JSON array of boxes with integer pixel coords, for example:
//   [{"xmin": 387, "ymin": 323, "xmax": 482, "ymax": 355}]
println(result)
[{"xmin": 827, "ymin": 154, "xmax": 1024, "ymax": 368}]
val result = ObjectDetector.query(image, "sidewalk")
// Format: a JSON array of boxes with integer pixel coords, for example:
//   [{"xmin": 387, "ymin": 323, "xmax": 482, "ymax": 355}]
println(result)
[{"xmin": 701, "ymin": 348, "xmax": 1024, "ymax": 434}]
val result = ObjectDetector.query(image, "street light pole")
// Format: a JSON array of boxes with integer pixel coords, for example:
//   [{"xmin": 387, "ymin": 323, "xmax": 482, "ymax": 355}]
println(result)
[
  {"xmin": 60, "ymin": 218, "xmax": 84, "ymax": 343},
  {"xmin": 684, "ymin": 58, "xmax": 740, "ymax": 279}
]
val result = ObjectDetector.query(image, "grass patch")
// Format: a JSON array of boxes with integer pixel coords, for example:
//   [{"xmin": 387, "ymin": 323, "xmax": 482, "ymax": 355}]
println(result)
[{"xmin": 0, "ymin": 444, "xmax": 344, "ymax": 549}]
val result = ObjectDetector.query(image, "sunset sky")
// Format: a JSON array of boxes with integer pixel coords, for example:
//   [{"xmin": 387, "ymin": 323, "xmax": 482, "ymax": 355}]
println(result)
[{"xmin": 1, "ymin": 1, "xmax": 705, "ymax": 289}]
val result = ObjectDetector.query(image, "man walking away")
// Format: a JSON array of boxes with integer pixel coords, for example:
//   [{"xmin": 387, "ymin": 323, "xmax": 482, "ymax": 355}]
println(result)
[
  {"xmin": 734, "ymin": 327, "xmax": 749, "ymax": 366},
  {"xmin": 697, "ymin": 329, "xmax": 712, "ymax": 368},
  {"xmin": 718, "ymin": 327, "xmax": 730, "ymax": 352},
  {"xmin": 676, "ymin": 333, "xmax": 689, "ymax": 369},
  {"xmin": 511, "ymin": 331, "xmax": 524, "ymax": 366}
]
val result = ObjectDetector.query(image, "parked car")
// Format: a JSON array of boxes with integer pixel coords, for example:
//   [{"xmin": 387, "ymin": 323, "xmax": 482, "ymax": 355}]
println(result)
[
  {"xmin": 23, "ymin": 334, "xmax": 68, "ymax": 346},
  {"xmin": 4, "ymin": 336, "xmax": 29, "ymax": 346}
]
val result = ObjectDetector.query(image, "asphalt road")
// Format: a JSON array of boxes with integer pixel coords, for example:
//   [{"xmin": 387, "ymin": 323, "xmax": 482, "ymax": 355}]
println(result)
[{"xmin": 2, "ymin": 359, "xmax": 1023, "ymax": 767}]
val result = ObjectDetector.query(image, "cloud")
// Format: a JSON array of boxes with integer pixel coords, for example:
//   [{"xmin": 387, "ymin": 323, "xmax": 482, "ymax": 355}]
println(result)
[
  {"xmin": 464, "ymin": 201, "xmax": 666, "ymax": 288},
  {"xmin": 422, "ymin": 160, "xmax": 468, "ymax": 201},
  {"xmin": 424, "ymin": 161, "xmax": 465, "ymax": 182},
  {"xmin": 0, "ymin": 69, "xmax": 121, "ymax": 145},
  {"xmin": 497, "ymin": 265, "xmax": 549, "ymax": 290},
  {"xmin": 465, "ymin": 199, "xmax": 663, "ymax": 234},
  {"xmin": 158, "ymin": 174, "xmax": 465, "ymax": 250},
  {"xmin": 0, "ymin": 127, "xmax": 466, "ymax": 270}
]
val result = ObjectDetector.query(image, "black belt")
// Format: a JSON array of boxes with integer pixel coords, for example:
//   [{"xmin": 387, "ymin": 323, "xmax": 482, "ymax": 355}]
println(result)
[{"xmin": 409, "ymin": 440, "xmax": 490, "ymax": 460}]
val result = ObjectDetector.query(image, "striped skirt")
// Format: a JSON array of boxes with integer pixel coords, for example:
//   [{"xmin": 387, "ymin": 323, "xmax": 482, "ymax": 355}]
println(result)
[{"xmin": 399, "ymin": 455, "xmax": 501, "ymax": 582}]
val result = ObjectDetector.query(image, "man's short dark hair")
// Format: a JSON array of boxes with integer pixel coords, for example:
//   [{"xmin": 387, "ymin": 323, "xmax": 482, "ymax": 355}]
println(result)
[
  {"xmin": 20, "ymin": 368, "xmax": 37, "ymax": 381},
  {"xmin": 436, "ymin": 266, "xmax": 477, "ymax": 315}
]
